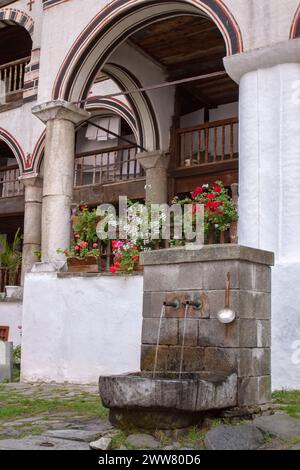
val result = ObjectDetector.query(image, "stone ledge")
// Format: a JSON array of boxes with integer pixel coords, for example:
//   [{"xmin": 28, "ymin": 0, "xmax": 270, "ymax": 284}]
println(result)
[
  {"xmin": 0, "ymin": 298, "xmax": 23, "ymax": 303},
  {"xmin": 56, "ymin": 272, "xmax": 143, "ymax": 278},
  {"xmin": 140, "ymin": 245, "xmax": 274, "ymax": 267}
]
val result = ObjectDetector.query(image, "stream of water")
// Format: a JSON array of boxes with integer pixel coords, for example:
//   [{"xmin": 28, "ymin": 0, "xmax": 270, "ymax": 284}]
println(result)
[
  {"xmin": 153, "ymin": 304, "xmax": 166, "ymax": 378},
  {"xmin": 179, "ymin": 303, "xmax": 190, "ymax": 379}
]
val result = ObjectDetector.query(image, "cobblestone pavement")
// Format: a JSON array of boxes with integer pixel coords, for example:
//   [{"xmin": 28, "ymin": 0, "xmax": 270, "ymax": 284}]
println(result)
[
  {"xmin": 0, "ymin": 383, "xmax": 110, "ymax": 450},
  {"xmin": 0, "ymin": 383, "xmax": 299, "ymax": 450}
]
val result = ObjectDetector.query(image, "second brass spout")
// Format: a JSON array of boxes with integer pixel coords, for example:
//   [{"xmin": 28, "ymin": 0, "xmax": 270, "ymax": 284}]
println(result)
[{"xmin": 182, "ymin": 299, "xmax": 202, "ymax": 310}]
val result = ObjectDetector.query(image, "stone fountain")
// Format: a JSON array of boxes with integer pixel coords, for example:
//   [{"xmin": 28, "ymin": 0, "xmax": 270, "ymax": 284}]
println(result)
[{"xmin": 99, "ymin": 245, "xmax": 273, "ymax": 429}]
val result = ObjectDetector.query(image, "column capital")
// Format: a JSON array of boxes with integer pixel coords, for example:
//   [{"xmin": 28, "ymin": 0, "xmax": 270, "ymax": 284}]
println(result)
[
  {"xmin": 32, "ymin": 100, "xmax": 90, "ymax": 124},
  {"xmin": 137, "ymin": 150, "xmax": 170, "ymax": 170},
  {"xmin": 224, "ymin": 38, "xmax": 300, "ymax": 84},
  {"xmin": 19, "ymin": 174, "xmax": 43, "ymax": 188}
]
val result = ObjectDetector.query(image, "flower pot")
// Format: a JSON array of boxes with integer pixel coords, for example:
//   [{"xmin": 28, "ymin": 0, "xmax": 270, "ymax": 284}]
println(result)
[
  {"xmin": 5, "ymin": 286, "xmax": 23, "ymax": 300},
  {"xmin": 67, "ymin": 257, "xmax": 99, "ymax": 273}
]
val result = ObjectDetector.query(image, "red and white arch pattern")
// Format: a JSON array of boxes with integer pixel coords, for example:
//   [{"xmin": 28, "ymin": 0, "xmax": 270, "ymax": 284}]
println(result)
[
  {"xmin": 52, "ymin": 0, "xmax": 243, "ymax": 103},
  {"xmin": 0, "ymin": 8, "xmax": 34, "ymax": 36}
]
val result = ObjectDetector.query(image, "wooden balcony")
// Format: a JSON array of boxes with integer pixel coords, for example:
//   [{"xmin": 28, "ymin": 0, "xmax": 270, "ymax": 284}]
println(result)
[
  {"xmin": 172, "ymin": 117, "xmax": 239, "ymax": 192},
  {"xmin": 0, "ymin": 56, "xmax": 30, "ymax": 111},
  {"xmin": 74, "ymin": 144, "xmax": 143, "ymax": 187}
]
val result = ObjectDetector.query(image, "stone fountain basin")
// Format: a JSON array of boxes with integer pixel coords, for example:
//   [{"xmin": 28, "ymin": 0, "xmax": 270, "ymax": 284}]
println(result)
[{"xmin": 99, "ymin": 371, "xmax": 237, "ymax": 412}]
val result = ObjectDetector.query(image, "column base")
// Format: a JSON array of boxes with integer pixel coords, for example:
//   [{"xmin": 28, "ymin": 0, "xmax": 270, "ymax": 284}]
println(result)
[{"xmin": 31, "ymin": 261, "xmax": 67, "ymax": 273}]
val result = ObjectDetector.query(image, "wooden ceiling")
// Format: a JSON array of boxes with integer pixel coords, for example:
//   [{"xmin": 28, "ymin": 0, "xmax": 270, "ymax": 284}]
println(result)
[
  {"xmin": 130, "ymin": 15, "xmax": 238, "ymax": 114},
  {"xmin": 0, "ymin": 24, "xmax": 32, "ymax": 66}
]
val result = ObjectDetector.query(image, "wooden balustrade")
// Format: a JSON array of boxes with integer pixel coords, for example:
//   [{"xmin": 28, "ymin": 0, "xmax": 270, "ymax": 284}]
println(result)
[
  {"xmin": 0, "ymin": 165, "xmax": 24, "ymax": 198},
  {"xmin": 74, "ymin": 144, "xmax": 142, "ymax": 187},
  {"xmin": 0, "ymin": 56, "xmax": 30, "ymax": 97},
  {"xmin": 176, "ymin": 117, "xmax": 238, "ymax": 168}
]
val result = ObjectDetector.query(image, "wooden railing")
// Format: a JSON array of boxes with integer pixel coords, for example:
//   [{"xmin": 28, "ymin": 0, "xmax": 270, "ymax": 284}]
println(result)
[
  {"xmin": 0, "ymin": 266, "xmax": 21, "ymax": 292},
  {"xmin": 0, "ymin": 165, "xmax": 24, "ymax": 198},
  {"xmin": 0, "ymin": 56, "xmax": 30, "ymax": 97},
  {"xmin": 74, "ymin": 144, "xmax": 143, "ymax": 187},
  {"xmin": 176, "ymin": 117, "xmax": 238, "ymax": 168}
]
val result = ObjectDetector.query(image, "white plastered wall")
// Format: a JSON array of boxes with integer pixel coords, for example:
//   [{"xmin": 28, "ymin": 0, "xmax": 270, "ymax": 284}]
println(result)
[
  {"xmin": 21, "ymin": 273, "xmax": 143, "ymax": 384},
  {"xmin": 0, "ymin": 301, "xmax": 22, "ymax": 346}
]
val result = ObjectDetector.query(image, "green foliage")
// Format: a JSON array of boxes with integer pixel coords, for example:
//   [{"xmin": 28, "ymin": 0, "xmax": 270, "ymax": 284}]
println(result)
[
  {"xmin": 272, "ymin": 390, "xmax": 300, "ymax": 418},
  {"xmin": 0, "ymin": 229, "xmax": 22, "ymax": 284},
  {"xmin": 173, "ymin": 181, "xmax": 238, "ymax": 234},
  {"xmin": 13, "ymin": 345, "xmax": 21, "ymax": 364},
  {"xmin": 272, "ymin": 389, "xmax": 300, "ymax": 404},
  {"xmin": 110, "ymin": 241, "xmax": 140, "ymax": 273},
  {"xmin": 57, "ymin": 204, "xmax": 101, "ymax": 259},
  {"xmin": 0, "ymin": 385, "xmax": 108, "ymax": 421},
  {"xmin": 34, "ymin": 250, "xmax": 41, "ymax": 261}
]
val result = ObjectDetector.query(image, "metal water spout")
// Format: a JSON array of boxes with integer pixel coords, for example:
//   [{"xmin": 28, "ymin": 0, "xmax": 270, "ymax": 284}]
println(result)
[
  {"xmin": 182, "ymin": 299, "xmax": 202, "ymax": 310},
  {"xmin": 163, "ymin": 300, "xmax": 180, "ymax": 309}
]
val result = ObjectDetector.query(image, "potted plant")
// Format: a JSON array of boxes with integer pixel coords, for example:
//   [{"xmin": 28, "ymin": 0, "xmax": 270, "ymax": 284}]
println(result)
[
  {"xmin": 173, "ymin": 181, "xmax": 238, "ymax": 242},
  {"xmin": 58, "ymin": 204, "xmax": 101, "ymax": 273},
  {"xmin": 0, "ymin": 229, "xmax": 22, "ymax": 298},
  {"xmin": 109, "ymin": 240, "xmax": 142, "ymax": 274}
]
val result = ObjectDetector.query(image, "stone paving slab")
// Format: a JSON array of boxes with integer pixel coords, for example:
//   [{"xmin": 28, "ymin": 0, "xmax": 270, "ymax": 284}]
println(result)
[
  {"xmin": 0, "ymin": 436, "xmax": 90, "ymax": 450},
  {"xmin": 253, "ymin": 414, "xmax": 300, "ymax": 441},
  {"xmin": 44, "ymin": 429, "xmax": 101, "ymax": 442},
  {"xmin": 44, "ymin": 425, "xmax": 110, "ymax": 443},
  {"xmin": 204, "ymin": 424, "xmax": 264, "ymax": 450}
]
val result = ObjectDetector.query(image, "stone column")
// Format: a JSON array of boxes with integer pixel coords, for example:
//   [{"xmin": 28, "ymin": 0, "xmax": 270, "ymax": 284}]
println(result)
[
  {"xmin": 32, "ymin": 101, "xmax": 90, "ymax": 265},
  {"xmin": 224, "ymin": 38, "xmax": 300, "ymax": 390},
  {"xmin": 137, "ymin": 151, "xmax": 169, "ymax": 204},
  {"xmin": 20, "ymin": 175, "xmax": 43, "ymax": 282}
]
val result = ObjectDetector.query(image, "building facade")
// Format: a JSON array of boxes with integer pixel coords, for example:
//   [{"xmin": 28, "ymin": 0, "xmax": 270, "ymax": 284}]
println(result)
[{"xmin": 0, "ymin": 0, "xmax": 300, "ymax": 388}]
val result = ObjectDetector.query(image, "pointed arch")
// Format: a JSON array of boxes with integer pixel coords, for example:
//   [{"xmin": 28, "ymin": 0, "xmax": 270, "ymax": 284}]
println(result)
[
  {"xmin": 0, "ymin": 128, "xmax": 26, "ymax": 173},
  {"xmin": 290, "ymin": 3, "xmax": 300, "ymax": 38}
]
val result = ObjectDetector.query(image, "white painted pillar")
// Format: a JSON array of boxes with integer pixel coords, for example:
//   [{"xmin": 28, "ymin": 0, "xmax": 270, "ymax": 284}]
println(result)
[
  {"xmin": 32, "ymin": 101, "xmax": 90, "ymax": 264},
  {"xmin": 137, "ymin": 151, "xmax": 169, "ymax": 204},
  {"xmin": 20, "ymin": 175, "xmax": 43, "ymax": 282},
  {"xmin": 224, "ymin": 40, "xmax": 300, "ymax": 390},
  {"xmin": 238, "ymin": 63, "xmax": 300, "ymax": 259}
]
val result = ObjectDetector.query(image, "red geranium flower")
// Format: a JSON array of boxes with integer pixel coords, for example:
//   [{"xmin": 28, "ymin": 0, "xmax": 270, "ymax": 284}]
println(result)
[
  {"xmin": 191, "ymin": 186, "xmax": 203, "ymax": 198},
  {"xmin": 112, "ymin": 240, "xmax": 124, "ymax": 250},
  {"xmin": 132, "ymin": 255, "xmax": 139, "ymax": 262},
  {"xmin": 207, "ymin": 193, "xmax": 217, "ymax": 200},
  {"xmin": 74, "ymin": 245, "xmax": 80, "ymax": 251},
  {"xmin": 205, "ymin": 201, "xmax": 221, "ymax": 211},
  {"xmin": 109, "ymin": 266, "xmax": 117, "ymax": 273},
  {"xmin": 213, "ymin": 185, "xmax": 222, "ymax": 193},
  {"xmin": 79, "ymin": 241, "xmax": 88, "ymax": 248}
]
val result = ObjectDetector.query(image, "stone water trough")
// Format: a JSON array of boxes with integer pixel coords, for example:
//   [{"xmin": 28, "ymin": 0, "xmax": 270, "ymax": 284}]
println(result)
[
  {"xmin": 100, "ymin": 372, "xmax": 237, "ymax": 428},
  {"xmin": 99, "ymin": 245, "xmax": 274, "ymax": 429}
]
